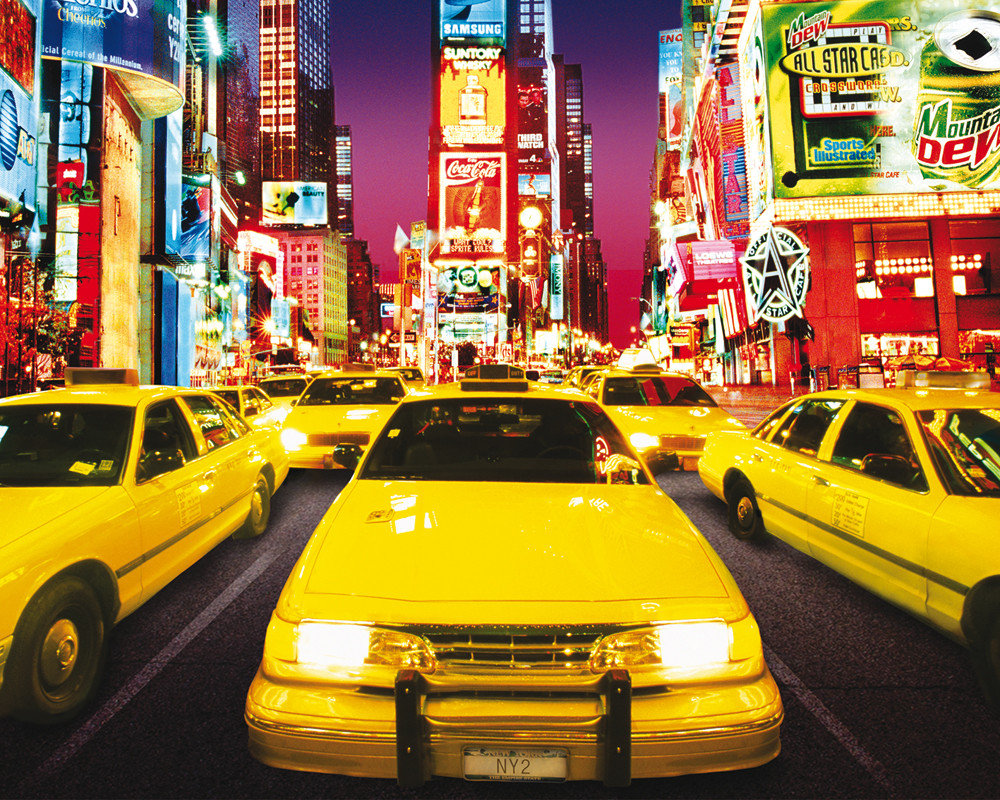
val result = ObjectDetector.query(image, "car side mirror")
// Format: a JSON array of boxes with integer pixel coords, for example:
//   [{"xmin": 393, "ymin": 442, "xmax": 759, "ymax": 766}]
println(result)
[
  {"xmin": 333, "ymin": 443, "xmax": 362, "ymax": 471},
  {"xmin": 644, "ymin": 450, "xmax": 680, "ymax": 476},
  {"xmin": 604, "ymin": 454, "xmax": 644, "ymax": 484}
]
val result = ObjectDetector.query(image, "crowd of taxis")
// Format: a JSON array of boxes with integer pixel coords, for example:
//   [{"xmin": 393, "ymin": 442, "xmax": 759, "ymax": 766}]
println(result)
[{"xmin": 2, "ymin": 360, "xmax": 998, "ymax": 787}]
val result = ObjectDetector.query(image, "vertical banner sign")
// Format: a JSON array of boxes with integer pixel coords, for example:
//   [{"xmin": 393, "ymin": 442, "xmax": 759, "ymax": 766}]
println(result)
[
  {"xmin": 440, "ymin": 46, "xmax": 505, "ymax": 146},
  {"xmin": 762, "ymin": 0, "xmax": 1000, "ymax": 197},
  {"xmin": 740, "ymin": 4, "xmax": 774, "ymax": 219},
  {"xmin": 0, "ymin": 0, "xmax": 38, "ymax": 211},
  {"xmin": 716, "ymin": 62, "xmax": 749, "ymax": 239},
  {"xmin": 659, "ymin": 30, "xmax": 683, "ymax": 145},
  {"xmin": 517, "ymin": 79, "xmax": 548, "ymax": 167},
  {"xmin": 440, "ymin": 0, "xmax": 504, "ymax": 40},
  {"xmin": 180, "ymin": 178, "xmax": 210, "ymax": 261},
  {"xmin": 549, "ymin": 254, "xmax": 564, "ymax": 321},
  {"xmin": 439, "ymin": 153, "xmax": 505, "ymax": 255}
]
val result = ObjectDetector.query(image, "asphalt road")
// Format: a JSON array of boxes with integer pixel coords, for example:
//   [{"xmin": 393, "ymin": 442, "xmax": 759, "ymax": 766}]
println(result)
[{"xmin": 2, "ymin": 466, "xmax": 998, "ymax": 799}]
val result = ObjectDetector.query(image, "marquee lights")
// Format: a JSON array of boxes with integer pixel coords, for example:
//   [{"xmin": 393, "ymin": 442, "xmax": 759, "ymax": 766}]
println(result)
[{"xmin": 775, "ymin": 191, "xmax": 1000, "ymax": 222}]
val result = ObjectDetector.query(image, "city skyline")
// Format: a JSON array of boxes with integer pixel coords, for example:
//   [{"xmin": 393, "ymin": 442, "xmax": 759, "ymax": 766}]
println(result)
[{"xmin": 329, "ymin": 0, "xmax": 683, "ymax": 348}]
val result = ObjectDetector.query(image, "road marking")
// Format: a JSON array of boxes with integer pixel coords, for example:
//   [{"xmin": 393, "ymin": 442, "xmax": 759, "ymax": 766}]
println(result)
[
  {"xmin": 765, "ymin": 645, "xmax": 895, "ymax": 794},
  {"xmin": 19, "ymin": 544, "xmax": 282, "ymax": 795}
]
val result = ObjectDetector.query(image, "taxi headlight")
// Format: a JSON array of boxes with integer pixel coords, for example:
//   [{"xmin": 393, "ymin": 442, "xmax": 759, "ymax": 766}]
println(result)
[
  {"xmin": 295, "ymin": 622, "xmax": 435, "ymax": 671},
  {"xmin": 281, "ymin": 428, "xmax": 307, "ymax": 450},
  {"xmin": 591, "ymin": 621, "xmax": 732, "ymax": 671},
  {"xmin": 629, "ymin": 432, "xmax": 660, "ymax": 451}
]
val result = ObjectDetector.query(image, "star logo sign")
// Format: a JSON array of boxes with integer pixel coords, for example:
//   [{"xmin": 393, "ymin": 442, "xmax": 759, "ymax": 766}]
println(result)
[{"xmin": 740, "ymin": 226, "xmax": 810, "ymax": 323}]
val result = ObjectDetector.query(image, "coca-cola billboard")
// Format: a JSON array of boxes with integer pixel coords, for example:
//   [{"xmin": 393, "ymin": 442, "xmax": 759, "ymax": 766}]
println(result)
[{"xmin": 438, "ymin": 153, "xmax": 506, "ymax": 256}]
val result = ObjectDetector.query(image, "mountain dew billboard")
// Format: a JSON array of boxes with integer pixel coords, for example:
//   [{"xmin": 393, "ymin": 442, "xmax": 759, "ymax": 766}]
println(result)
[{"xmin": 761, "ymin": 1, "xmax": 1000, "ymax": 197}]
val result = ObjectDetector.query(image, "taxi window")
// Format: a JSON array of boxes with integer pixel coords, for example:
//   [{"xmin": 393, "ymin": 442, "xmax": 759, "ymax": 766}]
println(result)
[
  {"xmin": 299, "ymin": 377, "xmax": 406, "ymax": 406},
  {"xmin": 602, "ymin": 376, "xmax": 715, "ymax": 407},
  {"xmin": 0, "ymin": 404, "xmax": 134, "ymax": 487},
  {"xmin": 182, "ymin": 395, "xmax": 245, "ymax": 449},
  {"xmin": 832, "ymin": 402, "xmax": 927, "ymax": 490},
  {"xmin": 138, "ymin": 400, "xmax": 197, "ymax": 482},
  {"xmin": 361, "ymin": 398, "xmax": 648, "ymax": 484},
  {"xmin": 776, "ymin": 399, "xmax": 846, "ymax": 456},
  {"xmin": 753, "ymin": 402, "xmax": 796, "ymax": 441},
  {"xmin": 259, "ymin": 378, "xmax": 309, "ymax": 397},
  {"xmin": 213, "ymin": 390, "xmax": 240, "ymax": 411},
  {"xmin": 250, "ymin": 388, "xmax": 273, "ymax": 409},
  {"xmin": 918, "ymin": 408, "xmax": 1000, "ymax": 496}
]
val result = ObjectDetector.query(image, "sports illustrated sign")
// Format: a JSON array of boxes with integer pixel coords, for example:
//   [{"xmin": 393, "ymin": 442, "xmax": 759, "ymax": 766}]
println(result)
[{"xmin": 740, "ymin": 226, "xmax": 810, "ymax": 323}]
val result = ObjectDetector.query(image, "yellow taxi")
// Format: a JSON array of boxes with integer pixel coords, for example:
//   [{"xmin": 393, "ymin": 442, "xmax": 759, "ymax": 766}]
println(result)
[
  {"xmin": 386, "ymin": 366, "xmax": 426, "ymax": 389},
  {"xmin": 257, "ymin": 374, "xmax": 312, "ymax": 411},
  {"xmin": 209, "ymin": 385, "xmax": 289, "ymax": 429},
  {"xmin": 0, "ymin": 368, "xmax": 289, "ymax": 723},
  {"xmin": 587, "ymin": 366, "xmax": 744, "ymax": 471},
  {"xmin": 696, "ymin": 373, "xmax": 1000, "ymax": 703},
  {"xmin": 245, "ymin": 365, "xmax": 783, "ymax": 786},
  {"xmin": 279, "ymin": 370, "xmax": 409, "ymax": 469}
]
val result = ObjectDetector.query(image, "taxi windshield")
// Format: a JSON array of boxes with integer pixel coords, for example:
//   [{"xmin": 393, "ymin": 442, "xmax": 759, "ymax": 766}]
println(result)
[
  {"xmin": 0, "ymin": 404, "xmax": 133, "ymax": 487},
  {"xmin": 213, "ymin": 390, "xmax": 239, "ymax": 408},
  {"xmin": 259, "ymin": 378, "xmax": 308, "ymax": 397},
  {"xmin": 602, "ymin": 376, "xmax": 717, "ymax": 408},
  {"xmin": 918, "ymin": 408, "xmax": 1000, "ymax": 496},
  {"xmin": 361, "ymin": 397, "xmax": 648, "ymax": 484},
  {"xmin": 298, "ymin": 377, "xmax": 405, "ymax": 406}
]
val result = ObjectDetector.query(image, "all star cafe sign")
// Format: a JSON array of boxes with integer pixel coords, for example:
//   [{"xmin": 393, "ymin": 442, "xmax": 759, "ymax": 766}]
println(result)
[{"xmin": 739, "ymin": 226, "xmax": 810, "ymax": 323}]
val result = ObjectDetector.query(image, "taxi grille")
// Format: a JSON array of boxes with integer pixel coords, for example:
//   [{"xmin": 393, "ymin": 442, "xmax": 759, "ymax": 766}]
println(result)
[
  {"xmin": 424, "ymin": 630, "xmax": 603, "ymax": 669},
  {"xmin": 659, "ymin": 434, "xmax": 705, "ymax": 452},
  {"xmin": 305, "ymin": 432, "xmax": 370, "ymax": 446}
]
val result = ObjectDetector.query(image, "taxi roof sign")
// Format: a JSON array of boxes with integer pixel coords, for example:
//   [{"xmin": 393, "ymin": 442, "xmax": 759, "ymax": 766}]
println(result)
[
  {"xmin": 65, "ymin": 368, "xmax": 140, "ymax": 387},
  {"xmin": 461, "ymin": 363, "xmax": 529, "ymax": 392},
  {"xmin": 897, "ymin": 370, "xmax": 991, "ymax": 390}
]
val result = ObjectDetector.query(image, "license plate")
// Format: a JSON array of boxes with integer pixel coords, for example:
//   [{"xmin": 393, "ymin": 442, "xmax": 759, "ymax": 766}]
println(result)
[{"xmin": 463, "ymin": 747, "xmax": 567, "ymax": 782}]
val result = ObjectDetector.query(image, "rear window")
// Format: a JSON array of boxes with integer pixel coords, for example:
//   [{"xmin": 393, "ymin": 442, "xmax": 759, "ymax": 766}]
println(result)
[
  {"xmin": 602, "ymin": 376, "xmax": 716, "ymax": 407},
  {"xmin": 259, "ymin": 378, "xmax": 309, "ymax": 397},
  {"xmin": 299, "ymin": 377, "xmax": 406, "ymax": 406}
]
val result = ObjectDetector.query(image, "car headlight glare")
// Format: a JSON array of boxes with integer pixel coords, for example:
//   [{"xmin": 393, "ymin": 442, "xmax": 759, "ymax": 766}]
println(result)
[
  {"xmin": 296, "ymin": 622, "xmax": 435, "ymax": 671},
  {"xmin": 281, "ymin": 428, "xmax": 307, "ymax": 450},
  {"xmin": 629, "ymin": 432, "xmax": 660, "ymax": 451},
  {"xmin": 591, "ymin": 621, "xmax": 731, "ymax": 671}
]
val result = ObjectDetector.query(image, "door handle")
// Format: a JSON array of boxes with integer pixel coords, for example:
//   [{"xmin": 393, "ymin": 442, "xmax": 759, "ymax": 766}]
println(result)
[
  {"xmin": 203, "ymin": 469, "xmax": 217, "ymax": 482},
  {"xmin": 811, "ymin": 475, "xmax": 829, "ymax": 486}
]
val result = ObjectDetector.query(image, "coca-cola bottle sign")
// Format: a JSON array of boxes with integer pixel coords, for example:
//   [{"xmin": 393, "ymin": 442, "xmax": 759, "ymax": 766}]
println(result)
[{"xmin": 445, "ymin": 158, "xmax": 501, "ymax": 184}]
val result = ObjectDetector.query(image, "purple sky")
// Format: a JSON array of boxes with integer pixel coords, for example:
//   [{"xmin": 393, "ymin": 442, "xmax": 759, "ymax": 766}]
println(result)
[{"xmin": 330, "ymin": 1, "xmax": 683, "ymax": 348}]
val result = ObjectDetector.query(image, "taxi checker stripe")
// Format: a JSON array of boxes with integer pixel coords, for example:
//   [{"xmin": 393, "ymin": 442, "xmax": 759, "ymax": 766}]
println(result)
[
  {"xmin": 759, "ymin": 493, "xmax": 969, "ymax": 598},
  {"xmin": 115, "ymin": 489, "xmax": 253, "ymax": 579}
]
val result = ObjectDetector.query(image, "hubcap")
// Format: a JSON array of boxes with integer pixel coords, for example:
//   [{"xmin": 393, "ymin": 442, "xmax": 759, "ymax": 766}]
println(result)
[
  {"xmin": 251, "ymin": 487, "xmax": 264, "ymax": 523},
  {"xmin": 40, "ymin": 618, "xmax": 79, "ymax": 688},
  {"xmin": 736, "ymin": 496, "xmax": 754, "ymax": 527}
]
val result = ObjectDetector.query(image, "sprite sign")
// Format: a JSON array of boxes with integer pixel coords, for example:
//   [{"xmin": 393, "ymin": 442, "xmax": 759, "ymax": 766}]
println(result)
[{"xmin": 761, "ymin": 1, "xmax": 1000, "ymax": 197}]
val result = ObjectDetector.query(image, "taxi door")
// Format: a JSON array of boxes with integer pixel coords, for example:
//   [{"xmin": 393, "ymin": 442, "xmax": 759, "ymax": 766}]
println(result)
[
  {"xmin": 750, "ymin": 398, "xmax": 846, "ymax": 551},
  {"xmin": 805, "ymin": 401, "xmax": 936, "ymax": 618},
  {"xmin": 178, "ymin": 393, "xmax": 259, "ymax": 535},
  {"xmin": 125, "ymin": 398, "xmax": 222, "ymax": 602}
]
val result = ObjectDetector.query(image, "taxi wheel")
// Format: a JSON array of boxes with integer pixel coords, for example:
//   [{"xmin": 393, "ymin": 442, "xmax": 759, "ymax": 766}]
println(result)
[
  {"xmin": 727, "ymin": 478, "xmax": 764, "ymax": 541},
  {"xmin": 234, "ymin": 475, "xmax": 271, "ymax": 539},
  {"xmin": 6, "ymin": 577, "xmax": 107, "ymax": 725}
]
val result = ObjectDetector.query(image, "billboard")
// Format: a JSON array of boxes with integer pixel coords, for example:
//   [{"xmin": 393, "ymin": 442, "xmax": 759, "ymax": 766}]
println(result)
[
  {"xmin": 717, "ymin": 62, "xmax": 750, "ymax": 239},
  {"xmin": 659, "ymin": 30, "xmax": 683, "ymax": 145},
  {"xmin": 440, "ymin": 0, "xmax": 504, "ymax": 40},
  {"xmin": 440, "ymin": 45, "xmax": 505, "ymax": 147},
  {"xmin": 180, "ymin": 179, "xmax": 210, "ymax": 261},
  {"xmin": 41, "ymin": 0, "xmax": 184, "ymax": 117},
  {"xmin": 762, "ymin": 1, "xmax": 1000, "ymax": 197},
  {"xmin": 261, "ymin": 181, "xmax": 328, "ymax": 225},
  {"xmin": 0, "ymin": 0, "xmax": 37, "ymax": 212},
  {"xmin": 518, "ymin": 173, "xmax": 550, "ymax": 195},
  {"xmin": 517, "ymin": 82, "xmax": 547, "ymax": 166},
  {"xmin": 438, "ymin": 152, "xmax": 505, "ymax": 255},
  {"xmin": 740, "ymin": 4, "xmax": 774, "ymax": 219},
  {"xmin": 436, "ymin": 263, "xmax": 501, "ymax": 313}
]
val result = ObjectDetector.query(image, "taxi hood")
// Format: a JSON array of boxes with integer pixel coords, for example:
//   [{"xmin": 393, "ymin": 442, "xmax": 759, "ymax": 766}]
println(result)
[
  {"xmin": 0, "ymin": 487, "xmax": 113, "ymax": 550},
  {"xmin": 291, "ymin": 481, "xmax": 740, "ymax": 626}
]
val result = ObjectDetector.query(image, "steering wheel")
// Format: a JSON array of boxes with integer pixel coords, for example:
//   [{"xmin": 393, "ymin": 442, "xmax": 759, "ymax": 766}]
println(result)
[{"xmin": 537, "ymin": 445, "xmax": 587, "ymax": 459}]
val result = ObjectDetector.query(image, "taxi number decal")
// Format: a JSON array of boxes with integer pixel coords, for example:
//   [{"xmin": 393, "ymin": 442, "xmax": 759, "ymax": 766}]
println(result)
[
  {"xmin": 831, "ymin": 489, "xmax": 868, "ymax": 538},
  {"xmin": 69, "ymin": 461, "xmax": 95, "ymax": 475},
  {"xmin": 176, "ymin": 484, "xmax": 202, "ymax": 526}
]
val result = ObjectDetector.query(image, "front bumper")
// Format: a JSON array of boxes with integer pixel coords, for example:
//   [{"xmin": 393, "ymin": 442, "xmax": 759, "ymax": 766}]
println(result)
[
  {"xmin": 245, "ymin": 663, "xmax": 783, "ymax": 785},
  {"xmin": 288, "ymin": 443, "xmax": 365, "ymax": 470}
]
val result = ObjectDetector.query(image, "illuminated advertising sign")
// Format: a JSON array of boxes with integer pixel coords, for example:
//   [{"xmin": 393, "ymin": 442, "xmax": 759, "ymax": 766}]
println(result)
[
  {"xmin": 41, "ymin": 0, "xmax": 184, "ymax": 118},
  {"xmin": 517, "ymin": 82, "xmax": 547, "ymax": 165},
  {"xmin": 549, "ymin": 254, "xmax": 563, "ymax": 321},
  {"xmin": 438, "ymin": 153, "xmax": 505, "ymax": 255},
  {"xmin": 440, "ymin": 0, "xmax": 504, "ymax": 40},
  {"xmin": 180, "ymin": 179, "xmax": 210, "ymax": 261},
  {"xmin": 440, "ymin": 46, "xmax": 505, "ymax": 147},
  {"xmin": 53, "ymin": 203, "xmax": 79, "ymax": 301},
  {"xmin": 517, "ymin": 173, "xmax": 550, "ymax": 195},
  {"xmin": 261, "ymin": 181, "xmax": 328, "ymax": 225},
  {"xmin": 740, "ymin": 226, "xmax": 810, "ymax": 322},
  {"xmin": 763, "ymin": 1, "xmax": 1000, "ymax": 197},
  {"xmin": 436, "ymin": 264, "xmax": 501, "ymax": 313},
  {"xmin": 659, "ymin": 30, "xmax": 683, "ymax": 145},
  {"xmin": 740, "ymin": 4, "xmax": 774, "ymax": 218},
  {"xmin": 0, "ymin": 0, "xmax": 37, "ymax": 211},
  {"xmin": 1, "ymin": 0, "xmax": 35, "ymax": 94},
  {"xmin": 717, "ymin": 62, "xmax": 749, "ymax": 238}
]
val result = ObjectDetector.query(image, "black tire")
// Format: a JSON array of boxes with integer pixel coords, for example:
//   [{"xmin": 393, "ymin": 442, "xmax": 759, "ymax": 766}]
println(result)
[
  {"xmin": 727, "ymin": 477, "xmax": 765, "ymax": 541},
  {"xmin": 5, "ymin": 577, "xmax": 107, "ymax": 724},
  {"xmin": 234, "ymin": 475, "xmax": 271, "ymax": 539},
  {"xmin": 970, "ymin": 614, "xmax": 1000, "ymax": 710}
]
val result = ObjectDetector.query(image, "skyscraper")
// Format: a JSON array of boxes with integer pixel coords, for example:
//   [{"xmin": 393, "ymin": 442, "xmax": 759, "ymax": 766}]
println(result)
[{"xmin": 334, "ymin": 125, "xmax": 355, "ymax": 236}]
